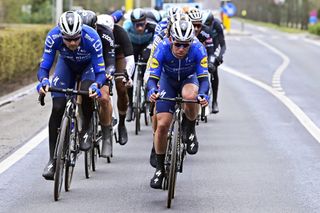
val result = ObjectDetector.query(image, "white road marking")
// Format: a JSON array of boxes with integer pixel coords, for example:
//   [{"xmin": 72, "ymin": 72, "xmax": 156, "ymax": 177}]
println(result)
[
  {"xmin": 0, "ymin": 127, "xmax": 48, "ymax": 174},
  {"xmin": 303, "ymin": 38, "xmax": 320, "ymax": 47},
  {"xmin": 221, "ymin": 65, "xmax": 320, "ymax": 143},
  {"xmin": 252, "ymin": 37, "xmax": 290, "ymax": 92}
]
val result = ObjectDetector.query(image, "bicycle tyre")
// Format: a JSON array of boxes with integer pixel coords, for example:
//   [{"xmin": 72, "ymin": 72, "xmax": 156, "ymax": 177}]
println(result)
[
  {"xmin": 84, "ymin": 150, "xmax": 91, "ymax": 179},
  {"xmin": 167, "ymin": 120, "xmax": 178, "ymax": 208},
  {"xmin": 91, "ymin": 115, "xmax": 98, "ymax": 172},
  {"xmin": 144, "ymin": 101, "xmax": 150, "ymax": 126},
  {"xmin": 54, "ymin": 116, "xmax": 69, "ymax": 201},
  {"xmin": 135, "ymin": 79, "xmax": 141, "ymax": 135}
]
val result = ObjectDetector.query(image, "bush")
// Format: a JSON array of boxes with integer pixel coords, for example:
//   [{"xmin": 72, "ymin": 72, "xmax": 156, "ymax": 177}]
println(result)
[
  {"xmin": 0, "ymin": 25, "xmax": 52, "ymax": 82},
  {"xmin": 308, "ymin": 23, "xmax": 320, "ymax": 36}
]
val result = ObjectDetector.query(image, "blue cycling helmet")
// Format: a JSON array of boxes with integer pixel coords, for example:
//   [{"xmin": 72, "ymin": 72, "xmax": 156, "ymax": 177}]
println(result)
[{"xmin": 131, "ymin": 8, "xmax": 146, "ymax": 22}]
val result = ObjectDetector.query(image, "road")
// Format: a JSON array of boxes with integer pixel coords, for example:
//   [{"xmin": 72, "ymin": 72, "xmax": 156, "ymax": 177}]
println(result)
[{"xmin": 1, "ymin": 21, "xmax": 320, "ymax": 212}]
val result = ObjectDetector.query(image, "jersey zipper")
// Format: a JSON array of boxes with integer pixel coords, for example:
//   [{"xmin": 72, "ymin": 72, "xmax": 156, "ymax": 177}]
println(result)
[{"xmin": 178, "ymin": 59, "xmax": 181, "ymax": 82}]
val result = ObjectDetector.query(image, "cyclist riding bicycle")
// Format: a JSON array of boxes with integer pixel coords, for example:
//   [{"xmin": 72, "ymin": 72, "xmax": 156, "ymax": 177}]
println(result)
[
  {"xmin": 37, "ymin": 11, "xmax": 107, "ymax": 180},
  {"xmin": 146, "ymin": 12, "xmax": 191, "ymax": 168},
  {"xmin": 77, "ymin": 10, "xmax": 115, "ymax": 158},
  {"xmin": 97, "ymin": 14, "xmax": 135, "ymax": 145},
  {"xmin": 147, "ymin": 20, "xmax": 209, "ymax": 189},
  {"xmin": 202, "ymin": 9, "xmax": 226, "ymax": 113},
  {"xmin": 123, "ymin": 8, "xmax": 156, "ymax": 121}
]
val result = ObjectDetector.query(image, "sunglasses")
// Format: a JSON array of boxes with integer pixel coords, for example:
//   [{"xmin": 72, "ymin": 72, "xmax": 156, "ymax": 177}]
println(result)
[
  {"xmin": 134, "ymin": 22, "xmax": 145, "ymax": 28},
  {"xmin": 193, "ymin": 24, "xmax": 202, "ymax": 29},
  {"xmin": 173, "ymin": 42, "xmax": 190, "ymax": 48},
  {"xmin": 62, "ymin": 35, "xmax": 81, "ymax": 42}
]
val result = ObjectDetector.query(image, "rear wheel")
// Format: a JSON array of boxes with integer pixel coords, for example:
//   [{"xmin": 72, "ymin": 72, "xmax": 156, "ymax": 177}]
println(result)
[
  {"xmin": 84, "ymin": 150, "xmax": 92, "ymax": 179},
  {"xmin": 54, "ymin": 117, "xmax": 69, "ymax": 201}
]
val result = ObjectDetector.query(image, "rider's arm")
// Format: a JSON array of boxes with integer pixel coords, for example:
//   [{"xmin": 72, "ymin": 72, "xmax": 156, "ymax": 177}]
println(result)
[
  {"xmin": 89, "ymin": 34, "xmax": 107, "ymax": 87},
  {"xmin": 37, "ymin": 27, "xmax": 60, "ymax": 81},
  {"xmin": 146, "ymin": 41, "xmax": 164, "ymax": 91},
  {"xmin": 114, "ymin": 25, "xmax": 135, "ymax": 78},
  {"xmin": 214, "ymin": 19, "xmax": 226, "ymax": 58},
  {"xmin": 195, "ymin": 43, "xmax": 210, "ymax": 95},
  {"xmin": 97, "ymin": 24, "xmax": 116, "ymax": 76}
]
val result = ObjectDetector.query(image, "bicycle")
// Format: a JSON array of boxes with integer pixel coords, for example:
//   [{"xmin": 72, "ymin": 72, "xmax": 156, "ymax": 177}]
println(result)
[
  {"xmin": 39, "ymin": 85, "xmax": 88, "ymax": 201},
  {"xmin": 132, "ymin": 56, "xmax": 151, "ymax": 135},
  {"xmin": 153, "ymin": 96, "xmax": 199, "ymax": 208}
]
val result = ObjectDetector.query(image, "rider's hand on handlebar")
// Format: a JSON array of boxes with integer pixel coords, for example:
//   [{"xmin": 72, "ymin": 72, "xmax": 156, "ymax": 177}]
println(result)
[
  {"xmin": 148, "ymin": 88, "xmax": 159, "ymax": 103},
  {"xmin": 89, "ymin": 83, "xmax": 102, "ymax": 98},
  {"xmin": 197, "ymin": 94, "xmax": 209, "ymax": 107},
  {"xmin": 122, "ymin": 77, "xmax": 133, "ymax": 88},
  {"xmin": 36, "ymin": 78, "xmax": 50, "ymax": 95}
]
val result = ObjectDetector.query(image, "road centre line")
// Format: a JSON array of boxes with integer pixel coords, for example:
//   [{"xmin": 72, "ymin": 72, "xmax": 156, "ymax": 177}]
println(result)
[
  {"xmin": 251, "ymin": 37, "xmax": 290, "ymax": 93},
  {"xmin": 0, "ymin": 128, "xmax": 48, "ymax": 175},
  {"xmin": 221, "ymin": 65, "xmax": 320, "ymax": 144}
]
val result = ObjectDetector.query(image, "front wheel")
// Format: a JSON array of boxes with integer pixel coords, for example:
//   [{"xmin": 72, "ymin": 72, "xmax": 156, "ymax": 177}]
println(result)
[
  {"xmin": 54, "ymin": 117, "xmax": 69, "ymax": 201},
  {"xmin": 84, "ymin": 150, "xmax": 92, "ymax": 179}
]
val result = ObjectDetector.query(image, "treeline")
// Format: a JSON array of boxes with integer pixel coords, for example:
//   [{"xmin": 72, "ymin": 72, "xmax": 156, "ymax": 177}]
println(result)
[{"xmin": 233, "ymin": 0, "xmax": 320, "ymax": 30}]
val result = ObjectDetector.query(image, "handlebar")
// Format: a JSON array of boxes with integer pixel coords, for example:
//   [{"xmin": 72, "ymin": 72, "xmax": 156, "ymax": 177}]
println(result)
[{"xmin": 38, "ymin": 87, "xmax": 89, "ymax": 106}]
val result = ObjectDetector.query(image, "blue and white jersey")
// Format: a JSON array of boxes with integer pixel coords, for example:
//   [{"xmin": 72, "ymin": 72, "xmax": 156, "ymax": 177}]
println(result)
[
  {"xmin": 148, "ymin": 38, "xmax": 208, "ymax": 82},
  {"xmin": 154, "ymin": 19, "xmax": 168, "ymax": 39},
  {"xmin": 123, "ymin": 20, "xmax": 156, "ymax": 45},
  {"xmin": 37, "ymin": 25, "xmax": 106, "ymax": 86}
]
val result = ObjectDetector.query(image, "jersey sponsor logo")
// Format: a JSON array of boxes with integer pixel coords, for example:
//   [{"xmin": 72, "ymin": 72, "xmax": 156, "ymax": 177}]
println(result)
[
  {"xmin": 102, "ymin": 34, "xmax": 114, "ymax": 47},
  {"xmin": 93, "ymin": 40, "xmax": 102, "ymax": 52},
  {"xmin": 98, "ymin": 62, "xmax": 105, "ymax": 67},
  {"xmin": 150, "ymin": 58, "xmax": 159, "ymax": 69},
  {"xmin": 44, "ymin": 48, "xmax": 52, "ymax": 53},
  {"xmin": 97, "ymin": 53, "xmax": 103, "ymax": 58},
  {"xmin": 52, "ymin": 33, "xmax": 61, "ymax": 39},
  {"xmin": 45, "ymin": 36, "xmax": 54, "ymax": 48},
  {"xmin": 200, "ymin": 56, "xmax": 208, "ymax": 68},
  {"xmin": 85, "ymin": 33, "xmax": 94, "ymax": 42}
]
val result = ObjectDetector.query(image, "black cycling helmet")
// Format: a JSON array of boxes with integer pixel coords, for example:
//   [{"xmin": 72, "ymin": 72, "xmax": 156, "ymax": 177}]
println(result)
[
  {"xmin": 130, "ymin": 8, "xmax": 146, "ymax": 22},
  {"xmin": 146, "ymin": 9, "xmax": 162, "ymax": 23},
  {"xmin": 202, "ymin": 10, "xmax": 214, "ymax": 27},
  {"xmin": 76, "ymin": 10, "xmax": 97, "ymax": 29}
]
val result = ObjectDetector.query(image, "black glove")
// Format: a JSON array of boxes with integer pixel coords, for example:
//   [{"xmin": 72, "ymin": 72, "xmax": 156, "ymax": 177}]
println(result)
[
  {"xmin": 214, "ymin": 56, "xmax": 223, "ymax": 67},
  {"xmin": 208, "ymin": 62, "xmax": 216, "ymax": 74}
]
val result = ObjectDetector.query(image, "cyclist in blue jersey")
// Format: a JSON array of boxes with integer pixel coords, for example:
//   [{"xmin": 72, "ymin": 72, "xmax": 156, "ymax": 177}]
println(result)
[
  {"xmin": 147, "ymin": 20, "xmax": 209, "ymax": 189},
  {"xmin": 123, "ymin": 8, "xmax": 156, "ymax": 121},
  {"xmin": 153, "ymin": 7, "xmax": 180, "ymax": 39},
  {"xmin": 37, "ymin": 11, "xmax": 107, "ymax": 180}
]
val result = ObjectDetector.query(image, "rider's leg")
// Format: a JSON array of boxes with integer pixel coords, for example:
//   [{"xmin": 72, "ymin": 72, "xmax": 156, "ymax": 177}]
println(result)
[
  {"xmin": 181, "ymin": 82, "xmax": 200, "ymax": 155},
  {"xmin": 211, "ymin": 67, "xmax": 219, "ymax": 113},
  {"xmin": 115, "ymin": 56, "xmax": 129, "ymax": 145},
  {"xmin": 43, "ymin": 58, "xmax": 72, "ymax": 180},
  {"xmin": 98, "ymin": 84, "xmax": 113, "ymax": 157}
]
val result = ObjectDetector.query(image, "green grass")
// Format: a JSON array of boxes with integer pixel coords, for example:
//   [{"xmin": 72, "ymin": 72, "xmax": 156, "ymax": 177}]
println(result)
[{"xmin": 235, "ymin": 18, "xmax": 307, "ymax": 34}]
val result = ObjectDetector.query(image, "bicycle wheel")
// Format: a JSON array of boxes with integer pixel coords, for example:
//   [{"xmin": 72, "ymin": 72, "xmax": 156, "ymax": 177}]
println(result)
[
  {"xmin": 91, "ymin": 114, "xmax": 99, "ymax": 172},
  {"xmin": 54, "ymin": 116, "xmax": 69, "ymax": 201},
  {"xmin": 84, "ymin": 149, "xmax": 92, "ymax": 179},
  {"xmin": 135, "ymin": 80, "xmax": 141, "ymax": 135},
  {"xmin": 65, "ymin": 119, "xmax": 77, "ymax": 192},
  {"xmin": 167, "ymin": 120, "xmax": 179, "ymax": 208},
  {"xmin": 164, "ymin": 123, "xmax": 174, "ymax": 191}
]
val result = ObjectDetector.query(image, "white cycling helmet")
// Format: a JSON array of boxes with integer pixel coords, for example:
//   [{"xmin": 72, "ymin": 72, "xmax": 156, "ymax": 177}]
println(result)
[
  {"xmin": 59, "ymin": 11, "xmax": 83, "ymax": 36},
  {"xmin": 167, "ymin": 7, "xmax": 180, "ymax": 19},
  {"xmin": 97, "ymin": 14, "xmax": 114, "ymax": 30},
  {"xmin": 170, "ymin": 20, "xmax": 195, "ymax": 42},
  {"xmin": 187, "ymin": 8, "xmax": 202, "ymax": 22}
]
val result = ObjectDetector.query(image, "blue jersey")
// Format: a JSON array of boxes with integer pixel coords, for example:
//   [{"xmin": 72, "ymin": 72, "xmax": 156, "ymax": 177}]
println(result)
[
  {"xmin": 37, "ymin": 25, "xmax": 106, "ymax": 86},
  {"xmin": 149, "ymin": 38, "xmax": 209, "ymax": 82},
  {"xmin": 154, "ymin": 20, "xmax": 168, "ymax": 39},
  {"xmin": 123, "ymin": 20, "xmax": 156, "ymax": 45}
]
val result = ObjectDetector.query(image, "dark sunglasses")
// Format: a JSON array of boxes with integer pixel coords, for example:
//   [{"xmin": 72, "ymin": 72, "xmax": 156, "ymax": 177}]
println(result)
[
  {"xmin": 193, "ymin": 24, "xmax": 202, "ymax": 29},
  {"xmin": 63, "ymin": 35, "xmax": 81, "ymax": 42},
  {"xmin": 173, "ymin": 42, "xmax": 190, "ymax": 48},
  {"xmin": 134, "ymin": 22, "xmax": 145, "ymax": 28}
]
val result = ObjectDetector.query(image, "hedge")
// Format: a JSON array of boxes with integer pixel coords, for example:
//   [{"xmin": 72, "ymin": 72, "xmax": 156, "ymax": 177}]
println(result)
[
  {"xmin": 0, "ymin": 24, "xmax": 52, "ymax": 82},
  {"xmin": 308, "ymin": 23, "xmax": 320, "ymax": 36}
]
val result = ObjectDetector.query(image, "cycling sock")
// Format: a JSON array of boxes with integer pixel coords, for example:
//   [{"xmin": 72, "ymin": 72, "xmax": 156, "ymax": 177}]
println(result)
[
  {"xmin": 119, "ymin": 113, "xmax": 126, "ymax": 126},
  {"xmin": 156, "ymin": 154, "xmax": 165, "ymax": 171}
]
